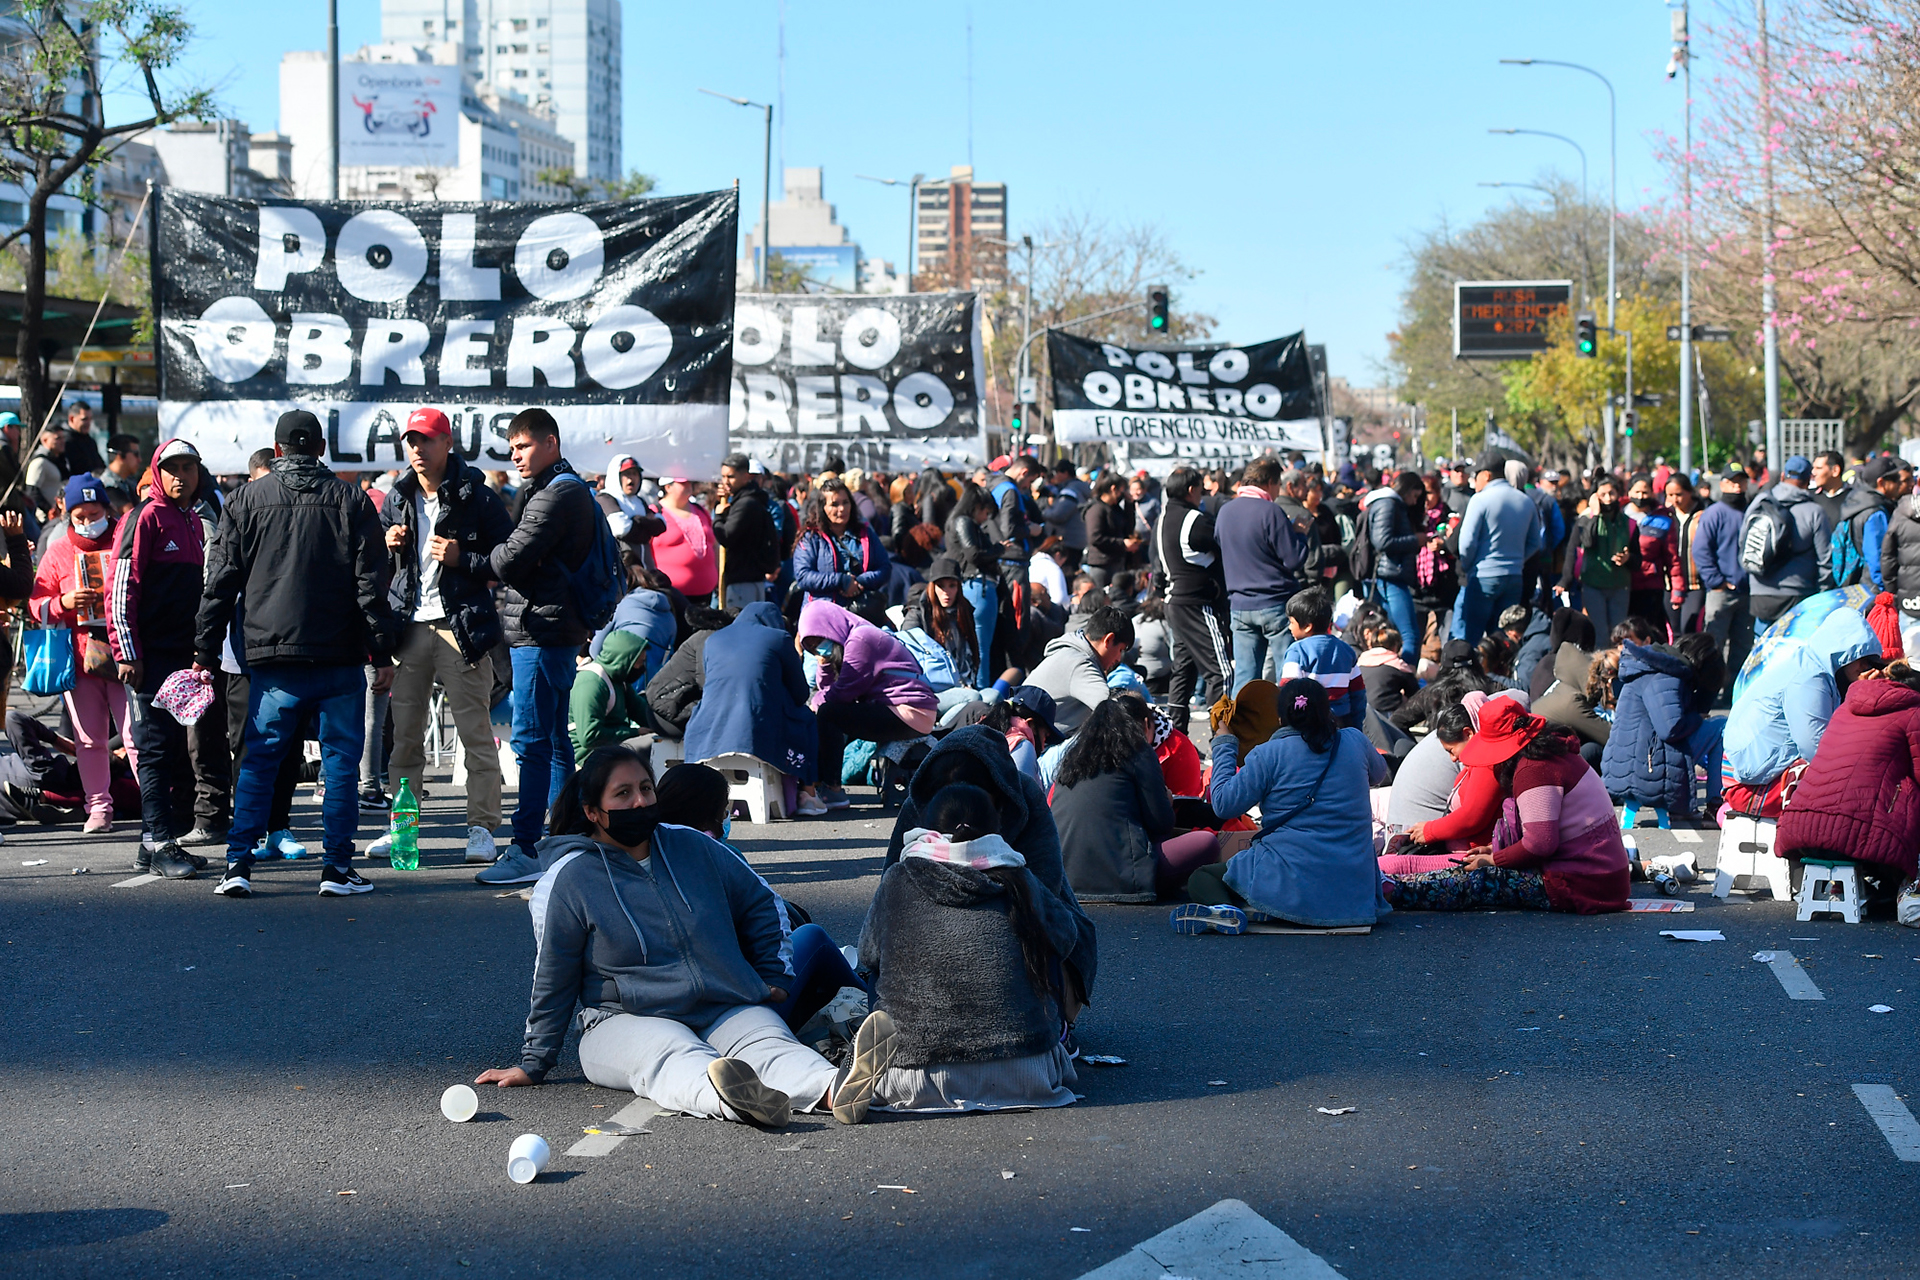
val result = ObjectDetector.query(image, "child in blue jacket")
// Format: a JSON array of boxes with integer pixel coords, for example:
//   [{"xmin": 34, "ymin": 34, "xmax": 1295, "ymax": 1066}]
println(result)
[{"xmin": 1280, "ymin": 587, "xmax": 1367, "ymax": 728}]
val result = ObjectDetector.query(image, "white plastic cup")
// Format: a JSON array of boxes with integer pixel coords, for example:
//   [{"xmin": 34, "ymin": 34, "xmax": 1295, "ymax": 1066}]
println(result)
[
  {"xmin": 507, "ymin": 1133, "xmax": 549, "ymax": 1184},
  {"xmin": 440, "ymin": 1084, "xmax": 478, "ymax": 1123}
]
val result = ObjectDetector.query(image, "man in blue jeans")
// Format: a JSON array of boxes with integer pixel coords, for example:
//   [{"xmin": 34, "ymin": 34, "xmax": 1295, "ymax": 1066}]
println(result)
[
  {"xmin": 1214, "ymin": 456, "xmax": 1310, "ymax": 694},
  {"xmin": 1451, "ymin": 452, "xmax": 1543, "ymax": 644},
  {"xmin": 475, "ymin": 408, "xmax": 601, "ymax": 885},
  {"xmin": 195, "ymin": 410, "xmax": 397, "ymax": 899}
]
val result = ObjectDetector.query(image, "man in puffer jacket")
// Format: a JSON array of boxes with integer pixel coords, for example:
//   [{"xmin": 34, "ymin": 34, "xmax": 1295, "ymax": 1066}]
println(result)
[
  {"xmin": 1364, "ymin": 471, "xmax": 1430, "ymax": 665},
  {"xmin": 1600, "ymin": 643, "xmax": 1701, "ymax": 821},
  {"xmin": 1723, "ymin": 607, "xmax": 1882, "ymax": 812},
  {"xmin": 1778, "ymin": 669, "xmax": 1920, "ymax": 889},
  {"xmin": 1880, "ymin": 480, "xmax": 1920, "ymax": 658}
]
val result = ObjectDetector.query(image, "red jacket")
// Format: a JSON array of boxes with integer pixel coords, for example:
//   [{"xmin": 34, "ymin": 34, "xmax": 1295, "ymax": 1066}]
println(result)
[{"xmin": 1778, "ymin": 677, "xmax": 1920, "ymax": 877}]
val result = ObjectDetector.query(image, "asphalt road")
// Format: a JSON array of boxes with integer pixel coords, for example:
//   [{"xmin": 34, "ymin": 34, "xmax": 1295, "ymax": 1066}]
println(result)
[{"xmin": 2, "ymin": 781, "xmax": 1916, "ymax": 1279}]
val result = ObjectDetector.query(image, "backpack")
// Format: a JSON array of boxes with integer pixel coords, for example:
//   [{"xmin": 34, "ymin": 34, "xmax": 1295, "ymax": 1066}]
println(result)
[
  {"xmin": 554, "ymin": 473, "xmax": 627, "ymax": 630},
  {"xmin": 1739, "ymin": 495, "xmax": 1794, "ymax": 576},
  {"xmin": 1831, "ymin": 516, "xmax": 1869, "ymax": 588},
  {"xmin": 1348, "ymin": 509, "xmax": 1377, "ymax": 583}
]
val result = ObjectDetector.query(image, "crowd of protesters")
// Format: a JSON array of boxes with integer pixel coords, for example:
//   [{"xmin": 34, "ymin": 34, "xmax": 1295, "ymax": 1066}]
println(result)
[{"xmin": 8, "ymin": 397, "xmax": 1920, "ymax": 1127}]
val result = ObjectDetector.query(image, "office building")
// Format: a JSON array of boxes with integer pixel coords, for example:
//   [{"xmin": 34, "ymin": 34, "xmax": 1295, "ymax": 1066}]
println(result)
[
  {"xmin": 741, "ymin": 166, "xmax": 862, "ymax": 292},
  {"xmin": 380, "ymin": 0, "xmax": 621, "ymax": 183},
  {"xmin": 915, "ymin": 164, "xmax": 1007, "ymax": 289}
]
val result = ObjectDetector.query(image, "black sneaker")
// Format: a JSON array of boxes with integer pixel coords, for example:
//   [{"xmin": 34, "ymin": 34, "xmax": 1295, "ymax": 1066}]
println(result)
[
  {"xmin": 318, "ymin": 865, "xmax": 374, "ymax": 896},
  {"xmin": 214, "ymin": 867, "xmax": 252, "ymax": 898},
  {"xmin": 150, "ymin": 842, "xmax": 199, "ymax": 880},
  {"xmin": 133, "ymin": 844, "xmax": 152, "ymax": 874},
  {"xmin": 358, "ymin": 789, "xmax": 391, "ymax": 813}
]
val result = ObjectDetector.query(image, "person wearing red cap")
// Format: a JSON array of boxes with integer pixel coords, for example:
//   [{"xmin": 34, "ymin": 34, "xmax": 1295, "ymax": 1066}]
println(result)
[
  {"xmin": 374, "ymin": 406, "xmax": 515, "ymax": 866},
  {"xmin": 1382, "ymin": 699, "xmax": 1631, "ymax": 914}
]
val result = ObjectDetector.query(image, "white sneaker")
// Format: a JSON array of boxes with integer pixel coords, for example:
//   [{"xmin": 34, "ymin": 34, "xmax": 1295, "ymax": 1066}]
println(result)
[
  {"xmin": 465, "ymin": 826, "xmax": 498, "ymax": 864},
  {"xmin": 364, "ymin": 831, "xmax": 394, "ymax": 862},
  {"xmin": 794, "ymin": 793, "xmax": 828, "ymax": 817}
]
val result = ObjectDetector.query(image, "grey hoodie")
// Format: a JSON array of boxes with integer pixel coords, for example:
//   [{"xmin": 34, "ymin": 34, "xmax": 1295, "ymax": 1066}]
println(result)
[
  {"xmin": 1745, "ymin": 481, "xmax": 1834, "ymax": 608},
  {"xmin": 1026, "ymin": 630, "xmax": 1112, "ymax": 709},
  {"xmin": 518, "ymin": 824, "xmax": 788, "ymax": 1082}
]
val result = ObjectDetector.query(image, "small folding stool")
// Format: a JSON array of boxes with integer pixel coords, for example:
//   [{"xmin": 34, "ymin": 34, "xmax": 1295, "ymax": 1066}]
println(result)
[
  {"xmin": 1712, "ymin": 813, "xmax": 1793, "ymax": 902},
  {"xmin": 1794, "ymin": 857, "xmax": 1863, "ymax": 924}
]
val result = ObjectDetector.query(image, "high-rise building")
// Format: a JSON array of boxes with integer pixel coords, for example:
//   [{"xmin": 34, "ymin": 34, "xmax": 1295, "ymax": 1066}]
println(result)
[
  {"xmin": 741, "ymin": 166, "xmax": 861, "ymax": 293},
  {"xmin": 380, "ymin": 0, "xmax": 621, "ymax": 183},
  {"xmin": 915, "ymin": 164, "xmax": 1007, "ymax": 289}
]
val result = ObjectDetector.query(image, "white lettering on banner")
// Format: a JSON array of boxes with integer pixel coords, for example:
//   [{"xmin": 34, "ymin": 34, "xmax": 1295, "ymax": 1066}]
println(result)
[
  {"xmin": 1244, "ymin": 383, "xmax": 1282, "ymax": 417},
  {"xmin": 1100, "ymin": 343, "xmax": 1133, "ymax": 368},
  {"xmin": 581, "ymin": 305, "xmax": 672, "ymax": 390},
  {"xmin": 789, "ymin": 307, "xmax": 835, "ymax": 365},
  {"xmin": 1209, "ymin": 348, "xmax": 1250, "ymax": 382},
  {"xmin": 1084, "ymin": 371, "xmax": 1122, "ymax": 407},
  {"xmin": 794, "ymin": 375, "xmax": 839, "ymax": 433},
  {"xmin": 839, "ymin": 308, "xmax": 902, "ymax": 369},
  {"xmin": 1214, "ymin": 387, "xmax": 1244, "ymax": 415},
  {"xmin": 1189, "ymin": 388, "xmax": 1213, "ymax": 410},
  {"xmin": 439, "ymin": 319, "xmax": 494, "ymax": 387},
  {"xmin": 1177, "ymin": 351, "xmax": 1209, "ymax": 385},
  {"xmin": 840, "ymin": 375, "xmax": 890, "ymax": 433},
  {"xmin": 505, "ymin": 320, "xmax": 577, "ymax": 387},
  {"xmin": 1155, "ymin": 382, "xmax": 1185, "ymax": 411},
  {"xmin": 732, "ymin": 304, "xmax": 782, "ymax": 365},
  {"xmin": 726, "ymin": 372, "xmax": 962, "ymax": 436},
  {"xmin": 336, "ymin": 209, "xmax": 430, "ymax": 302},
  {"xmin": 740, "ymin": 373, "xmax": 793, "ymax": 433},
  {"xmin": 190, "ymin": 296, "xmax": 277, "ymax": 381},
  {"xmin": 892, "ymin": 372, "xmax": 954, "ymax": 430},
  {"xmin": 1135, "ymin": 350, "xmax": 1175, "ymax": 379},
  {"xmin": 253, "ymin": 206, "xmax": 327, "ymax": 292},
  {"xmin": 360, "ymin": 319, "xmax": 431, "ymax": 386},
  {"xmin": 1054, "ymin": 408, "xmax": 1324, "ymax": 451},
  {"xmin": 286, "ymin": 313, "xmax": 354, "ymax": 384},
  {"xmin": 1123, "ymin": 373, "xmax": 1154, "ymax": 409},
  {"xmin": 438, "ymin": 213, "xmax": 500, "ymax": 301},
  {"xmin": 513, "ymin": 212, "xmax": 604, "ymax": 301}
]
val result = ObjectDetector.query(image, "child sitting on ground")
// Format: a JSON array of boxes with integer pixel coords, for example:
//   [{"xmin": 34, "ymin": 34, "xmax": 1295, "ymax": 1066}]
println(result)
[
  {"xmin": 858, "ymin": 782, "xmax": 1083, "ymax": 1113},
  {"xmin": 1280, "ymin": 586, "xmax": 1367, "ymax": 728},
  {"xmin": 1356, "ymin": 622, "xmax": 1419, "ymax": 717}
]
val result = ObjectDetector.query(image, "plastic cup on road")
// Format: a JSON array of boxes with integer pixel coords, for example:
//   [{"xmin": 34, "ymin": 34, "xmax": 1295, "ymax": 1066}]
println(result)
[
  {"xmin": 507, "ymin": 1133, "xmax": 549, "ymax": 1184},
  {"xmin": 440, "ymin": 1084, "xmax": 478, "ymax": 1123}
]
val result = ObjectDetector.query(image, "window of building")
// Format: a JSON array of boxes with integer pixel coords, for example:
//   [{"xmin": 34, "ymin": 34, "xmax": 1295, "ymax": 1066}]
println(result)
[
  {"xmin": 512, "ymin": 43, "xmax": 527, "ymax": 53},
  {"xmin": 513, "ymin": 68, "xmax": 527, "ymax": 78},
  {"xmin": 511, "ymin": 17, "xmax": 527, "ymax": 30},
  {"xmin": 422, "ymin": 19, "xmax": 434, "ymax": 32},
  {"xmin": 0, "ymin": 200, "xmax": 23, "ymax": 225},
  {"xmin": 537, "ymin": 43, "xmax": 548, "ymax": 52},
  {"xmin": 536, "ymin": 16, "xmax": 547, "ymax": 26},
  {"xmin": 496, "ymin": 44, "xmax": 508, "ymax": 53}
]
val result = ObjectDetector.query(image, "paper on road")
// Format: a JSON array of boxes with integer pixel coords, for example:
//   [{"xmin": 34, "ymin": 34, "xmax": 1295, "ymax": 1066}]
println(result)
[{"xmin": 1660, "ymin": 930, "xmax": 1725, "ymax": 942}]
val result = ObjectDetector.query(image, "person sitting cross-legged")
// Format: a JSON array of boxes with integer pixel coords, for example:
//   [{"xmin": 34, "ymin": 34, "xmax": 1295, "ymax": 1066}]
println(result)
[{"xmin": 474, "ymin": 746, "xmax": 899, "ymax": 1127}]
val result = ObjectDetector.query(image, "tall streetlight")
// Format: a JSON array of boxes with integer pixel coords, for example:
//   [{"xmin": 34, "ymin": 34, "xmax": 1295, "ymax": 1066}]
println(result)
[
  {"xmin": 326, "ymin": 0, "xmax": 339, "ymax": 199},
  {"xmin": 1487, "ymin": 128, "xmax": 1588, "ymax": 200},
  {"xmin": 1478, "ymin": 180, "xmax": 1560, "ymax": 204},
  {"xmin": 1667, "ymin": 2, "xmax": 1697, "ymax": 473},
  {"xmin": 983, "ymin": 234, "xmax": 1056, "ymax": 441},
  {"xmin": 1756, "ymin": 1, "xmax": 1781, "ymax": 473},
  {"xmin": 700, "ymin": 89, "xmax": 773, "ymax": 289},
  {"xmin": 1503, "ymin": 57, "xmax": 1616, "ymax": 463},
  {"xmin": 856, "ymin": 172, "xmax": 925, "ymax": 290}
]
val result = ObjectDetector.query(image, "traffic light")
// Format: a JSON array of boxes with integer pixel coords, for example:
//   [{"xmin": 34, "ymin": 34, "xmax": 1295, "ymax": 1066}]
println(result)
[
  {"xmin": 1575, "ymin": 313, "xmax": 1598, "ymax": 358},
  {"xmin": 1011, "ymin": 405, "xmax": 1024, "ymax": 433},
  {"xmin": 1147, "ymin": 284, "xmax": 1170, "ymax": 333},
  {"xmin": 1623, "ymin": 409, "xmax": 1637, "ymax": 437}
]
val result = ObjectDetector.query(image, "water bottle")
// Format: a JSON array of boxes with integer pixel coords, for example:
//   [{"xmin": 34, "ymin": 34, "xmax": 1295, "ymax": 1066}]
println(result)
[{"xmin": 388, "ymin": 777, "xmax": 420, "ymax": 871}]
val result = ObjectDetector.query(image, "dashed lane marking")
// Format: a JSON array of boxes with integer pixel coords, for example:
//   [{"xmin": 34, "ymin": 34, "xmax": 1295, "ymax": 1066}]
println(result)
[
  {"xmin": 566, "ymin": 1097, "xmax": 664, "ymax": 1157},
  {"xmin": 1078, "ymin": 1197, "xmax": 1342, "ymax": 1279},
  {"xmin": 1757, "ymin": 949, "xmax": 1825, "ymax": 1001},
  {"xmin": 111, "ymin": 874, "xmax": 159, "ymax": 889},
  {"xmin": 1852, "ymin": 1084, "xmax": 1920, "ymax": 1161}
]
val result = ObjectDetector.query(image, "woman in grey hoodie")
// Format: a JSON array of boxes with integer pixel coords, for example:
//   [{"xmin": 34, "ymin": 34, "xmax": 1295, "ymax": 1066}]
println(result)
[{"xmin": 475, "ymin": 746, "xmax": 898, "ymax": 1128}]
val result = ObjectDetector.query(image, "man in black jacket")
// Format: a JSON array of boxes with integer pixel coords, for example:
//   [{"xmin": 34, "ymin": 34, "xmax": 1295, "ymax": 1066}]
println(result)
[
  {"xmin": 714, "ymin": 452, "xmax": 782, "ymax": 608},
  {"xmin": 195, "ymin": 410, "xmax": 397, "ymax": 899},
  {"xmin": 375, "ymin": 407, "xmax": 514, "ymax": 868},
  {"xmin": 1156, "ymin": 468, "xmax": 1231, "ymax": 713},
  {"xmin": 487, "ymin": 408, "xmax": 599, "ymax": 874}
]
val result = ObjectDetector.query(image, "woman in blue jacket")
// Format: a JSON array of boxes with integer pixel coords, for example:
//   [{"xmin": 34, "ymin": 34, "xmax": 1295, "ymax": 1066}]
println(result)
[
  {"xmin": 792, "ymin": 478, "xmax": 890, "ymax": 623},
  {"xmin": 1174, "ymin": 678, "xmax": 1389, "ymax": 933}
]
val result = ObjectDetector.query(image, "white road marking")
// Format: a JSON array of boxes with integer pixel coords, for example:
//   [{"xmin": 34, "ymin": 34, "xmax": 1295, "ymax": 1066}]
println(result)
[
  {"xmin": 1078, "ymin": 1198, "xmax": 1342, "ymax": 1279},
  {"xmin": 111, "ymin": 874, "xmax": 159, "ymax": 889},
  {"xmin": 1852, "ymin": 1084, "xmax": 1920, "ymax": 1161},
  {"xmin": 1673, "ymin": 829, "xmax": 1702, "ymax": 843},
  {"xmin": 1756, "ymin": 949, "xmax": 1825, "ymax": 1001},
  {"xmin": 566, "ymin": 1097, "xmax": 663, "ymax": 1157}
]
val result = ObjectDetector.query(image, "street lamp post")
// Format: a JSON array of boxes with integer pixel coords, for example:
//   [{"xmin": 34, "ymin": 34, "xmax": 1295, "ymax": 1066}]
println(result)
[
  {"xmin": 1668, "ymin": 2, "xmax": 1696, "ymax": 474},
  {"xmin": 326, "ymin": 0, "xmax": 339, "ymax": 200},
  {"xmin": 1488, "ymin": 128, "xmax": 1590, "ymax": 304},
  {"xmin": 700, "ymin": 89, "xmax": 773, "ymax": 289},
  {"xmin": 1757, "ymin": 1, "xmax": 1781, "ymax": 473},
  {"xmin": 1502, "ymin": 58, "xmax": 1617, "ymax": 463},
  {"xmin": 856, "ymin": 172, "xmax": 925, "ymax": 289},
  {"xmin": 1477, "ymin": 181, "xmax": 1560, "ymax": 206}
]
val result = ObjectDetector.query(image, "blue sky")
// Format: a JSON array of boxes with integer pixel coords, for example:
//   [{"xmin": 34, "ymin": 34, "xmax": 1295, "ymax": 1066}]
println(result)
[{"xmin": 140, "ymin": 0, "xmax": 1696, "ymax": 384}]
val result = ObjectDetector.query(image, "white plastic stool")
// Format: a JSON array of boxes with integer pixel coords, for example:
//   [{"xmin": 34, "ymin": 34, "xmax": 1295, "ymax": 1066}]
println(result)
[
  {"xmin": 1794, "ymin": 859, "xmax": 1863, "ymax": 923},
  {"xmin": 650, "ymin": 737, "xmax": 686, "ymax": 779},
  {"xmin": 699, "ymin": 752, "xmax": 788, "ymax": 825},
  {"xmin": 1712, "ymin": 814, "xmax": 1792, "ymax": 901}
]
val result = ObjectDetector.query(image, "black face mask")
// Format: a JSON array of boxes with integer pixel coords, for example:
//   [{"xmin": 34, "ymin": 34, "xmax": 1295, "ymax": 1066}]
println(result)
[
  {"xmin": 1720, "ymin": 490, "xmax": 1748, "ymax": 510},
  {"xmin": 602, "ymin": 805, "xmax": 662, "ymax": 849},
  {"xmin": 1598, "ymin": 500, "xmax": 1620, "ymax": 517}
]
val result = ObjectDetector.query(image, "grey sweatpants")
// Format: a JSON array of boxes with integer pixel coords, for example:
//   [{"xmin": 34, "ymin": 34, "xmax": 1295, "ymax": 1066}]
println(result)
[{"xmin": 577, "ymin": 1004, "xmax": 837, "ymax": 1121}]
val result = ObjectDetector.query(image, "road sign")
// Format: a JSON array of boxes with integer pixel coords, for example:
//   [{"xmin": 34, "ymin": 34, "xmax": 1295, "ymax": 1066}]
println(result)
[
  {"xmin": 1666, "ymin": 324, "xmax": 1733, "ymax": 342},
  {"xmin": 1453, "ymin": 280, "xmax": 1573, "ymax": 359},
  {"xmin": 1017, "ymin": 375, "xmax": 1037, "ymax": 403}
]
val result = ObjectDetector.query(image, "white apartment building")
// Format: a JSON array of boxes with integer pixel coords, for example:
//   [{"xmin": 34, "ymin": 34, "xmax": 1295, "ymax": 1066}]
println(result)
[{"xmin": 379, "ymin": 0, "xmax": 621, "ymax": 183}]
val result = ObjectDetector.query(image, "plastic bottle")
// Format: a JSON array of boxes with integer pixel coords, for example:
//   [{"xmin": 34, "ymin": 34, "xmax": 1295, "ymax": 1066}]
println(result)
[{"xmin": 388, "ymin": 777, "xmax": 420, "ymax": 870}]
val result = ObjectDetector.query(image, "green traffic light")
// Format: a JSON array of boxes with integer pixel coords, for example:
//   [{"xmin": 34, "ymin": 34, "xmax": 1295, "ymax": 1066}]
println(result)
[{"xmin": 1150, "ymin": 316, "xmax": 1166, "ymax": 330}]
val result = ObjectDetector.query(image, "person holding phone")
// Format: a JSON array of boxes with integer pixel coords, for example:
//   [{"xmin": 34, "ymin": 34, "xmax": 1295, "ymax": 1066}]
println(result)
[{"xmin": 795, "ymin": 598, "xmax": 936, "ymax": 810}]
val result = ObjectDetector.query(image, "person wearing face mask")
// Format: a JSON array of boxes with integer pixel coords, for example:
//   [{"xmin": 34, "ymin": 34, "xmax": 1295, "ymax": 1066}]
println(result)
[
  {"xmin": 474, "ymin": 747, "xmax": 899, "ymax": 1128},
  {"xmin": 29, "ymin": 475, "xmax": 139, "ymax": 839},
  {"xmin": 1691, "ymin": 472, "xmax": 1753, "ymax": 702},
  {"xmin": 1560, "ymin": 476, "xmax": 1637, "ymax": 643}
]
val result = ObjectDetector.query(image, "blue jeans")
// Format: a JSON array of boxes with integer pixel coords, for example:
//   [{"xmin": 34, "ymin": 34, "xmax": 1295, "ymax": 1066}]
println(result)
[
  {"xmin": 768, "ymin": 922, "xmax": 865, "ymax": 1031},
  {"xmin": 511, "ymin": 645, "xmax": 578, "ymax": 853},
  {"xmin": 227, "ymin": 664, "xmax": 365, "ymax": 871},
  {"xmin": 1686, "ymin": 716, "xmax": 1727, "ymax": 809},
  {"xmin": 962, "ymin": 578, "xmax": 997, "ymax": 686},
  {"xmin": 1231, "ymin": 605, "xmax": 1291, "ymax": 695},
  {"xmin": 1374, "ymin": 579, "xmax": 1420, "ymax": 665},
  {"xmin": 1451, "ymin": 574, "xmax": 1524, "ymax": 643}
]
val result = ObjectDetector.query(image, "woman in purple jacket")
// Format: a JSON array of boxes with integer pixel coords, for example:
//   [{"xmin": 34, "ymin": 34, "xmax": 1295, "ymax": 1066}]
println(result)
[{"xmin": 796, "ymin": 598, "xmax": 936, "ymax": 808}]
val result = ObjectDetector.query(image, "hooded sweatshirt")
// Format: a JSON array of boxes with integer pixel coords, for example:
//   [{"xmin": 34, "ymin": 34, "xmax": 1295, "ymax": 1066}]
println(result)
[
  {"xmin": 796, "ymin": 597, "xmax": 936, "ymax": 715},
  {"xmin": 884, "ymin": 725, "xmax": 1098, "ymax": 998},
  {"xmin": 1778, "ymin": 676, "xmax": 1920, "ymax": 877},
  {"xmin": 1026, "ymin": 629, "xmax": 1114, "ymax": 710},
  {"xmin": 684, "ymin": 602, "xmax": 818, "ymax": 778},
  {"xmin": 1724, "ymin": 606, "xmax": 1880, "ymax": 785},
  {"xmin": 1744, "ymin": 481, "xmax": 1833, "ymax": 608},
  {"xmin": 107, "ymin": 437, "xmax": 207, "ymax": 663},
  {"xmin": 569, "ymin": 629, "xmax": 649, "ymax": 758},
  {"xmin": 518, "ymin": 823, "xmax": 789, "ymax": 1082}
]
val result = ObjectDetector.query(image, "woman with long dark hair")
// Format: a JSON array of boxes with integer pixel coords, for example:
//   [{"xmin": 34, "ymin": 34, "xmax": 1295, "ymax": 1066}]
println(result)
[
  {"xmin": 474, "ymin": 747, "xmax": 899, "ymax": 1127},
  {"xmin": 899, "ymin": 556, "xmax": 982, "ymax": 702},
  {"xmin": 1051, "ymin": 697, "xmax": 1220, "ymax": 902},
  {"xmin": 792, "ymin": 477, "xmax": 891, "ymax": 622},
  {"xmin": 1172, "ymin": 678, "xmax": 1388, "ymax": 934},
  {"xmin": 1383, "ymin": 701, "xmax": 1630, "ymax": 914},
  {"xmin": 859, "ymin": 781, "xmax": 1083, "ymax": 1112},
  {"xmin": 945, "ymin": 483, "xmax": 1003, "ymax": 683}
]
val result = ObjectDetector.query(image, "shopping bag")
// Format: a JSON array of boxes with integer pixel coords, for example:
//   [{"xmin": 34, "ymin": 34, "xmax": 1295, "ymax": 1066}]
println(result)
[{"xmin": 23, "ymin": 626, "xmax": 75, "ymax": 696}]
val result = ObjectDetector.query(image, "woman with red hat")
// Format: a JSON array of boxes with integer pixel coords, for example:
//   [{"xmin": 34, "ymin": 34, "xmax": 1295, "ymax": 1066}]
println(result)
[{"xmin": 1383, "ymin": 699, "xmax": 1631, "ymax": 914}]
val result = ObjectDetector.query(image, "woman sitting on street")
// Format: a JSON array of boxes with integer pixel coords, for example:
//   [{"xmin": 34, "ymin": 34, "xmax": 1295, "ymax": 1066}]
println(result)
[
  {"xmin": 1052, "ymin": 698, "xmax": 1220, "ymax": 903},
  {"xmin": 796, "ymin": 598, "xmax": 937, "ymax": 809},
  {"xmin": 474, "ymin": 746, "xmax": 899, "ymax": 1128},
  {"xmin": 1173, "ymin": 678, "xmax": 1389, "ymax": 934},
  {"xmin": 858, "ymin": 782, "xmax": 1083, "ymax": 1113},
  {"xmin": 1382, "ymin": 701, "xmax": 1630, "ymax": 914},
  {"xmin": 1380, "ymin": 696, "xmax": 1506, "ymax": 875}
]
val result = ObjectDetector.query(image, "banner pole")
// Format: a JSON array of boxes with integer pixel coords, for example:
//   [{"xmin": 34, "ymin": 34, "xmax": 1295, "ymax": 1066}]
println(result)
[{"xmin": 327, "ymin": 0, "xmax": 339, "ymax": 200}]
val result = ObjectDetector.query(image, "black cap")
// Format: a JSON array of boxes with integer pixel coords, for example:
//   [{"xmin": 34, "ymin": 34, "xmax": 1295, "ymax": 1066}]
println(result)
[
  {"xmin": 1441, "ymin": 638, "xmax": 1479, "ymax": 668},
  {"xmin": 275, "ymin": 409, "xmax": 324, "ymax": 451},
  {"xmin": 1472, "ymin": 451, "xmax": 1501, "ymax": 476},
  {"xmin": 1004, "ymin": 685, "xmax": 1064, "ymax": 741},
  {"xmin": 1861, "ymin": 455, "xmax": 1898, "ymax": 484},
  {"xmin": 924, "ymin": 555, "xmax": 962, "ymax": 584}
]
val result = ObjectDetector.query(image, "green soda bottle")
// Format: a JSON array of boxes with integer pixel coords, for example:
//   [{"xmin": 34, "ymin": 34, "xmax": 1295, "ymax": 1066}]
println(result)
[{"xmin": 388, "ymin": 777, "xmax": 420, "ymax": 871}]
